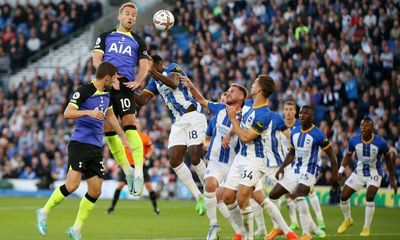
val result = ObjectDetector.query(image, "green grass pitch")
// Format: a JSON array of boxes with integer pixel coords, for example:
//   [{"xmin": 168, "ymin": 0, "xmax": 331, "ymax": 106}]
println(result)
[{"xmin": 0, "ymin": 197, "xmax": 399, "ymax": 239}]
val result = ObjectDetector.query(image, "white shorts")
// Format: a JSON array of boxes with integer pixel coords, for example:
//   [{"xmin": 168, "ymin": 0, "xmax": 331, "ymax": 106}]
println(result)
[
  {"xmin": 225, "ymin": 155, "xmax": 265, "ymax": 190},
  {"xmin": 278, "ymin": 169, "xmax": 317, "ymax": 194},
  {"xmin": 345, "ymin": 172, "xmax": 382, "ymax": 191},
  {"xmin": 168, "ymin": 111, "xmax": 207, "ymax": 149},
  {"xmin": 264, "ymin": 166, "xmax": 280, "ymax": 187},
  {"xmin": 204, "ymin": 160, "xmax": 230, "ymax": 187}
]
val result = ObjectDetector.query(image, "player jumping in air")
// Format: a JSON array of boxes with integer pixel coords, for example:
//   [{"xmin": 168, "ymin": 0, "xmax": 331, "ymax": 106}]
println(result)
[
  {"xmin": 337, "ymin": 117, "xmax": 397, "ymax": 236},
  {"xmin": 134, "ymin": 55, "xmax": 207, "ymax": 215},
  {"xmin": 93, "ymin": 2, "xmax": 150, "ymax": 196}
]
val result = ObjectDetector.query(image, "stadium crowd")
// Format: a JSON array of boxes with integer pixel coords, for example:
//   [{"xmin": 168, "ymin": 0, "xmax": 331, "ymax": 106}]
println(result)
[
  {"xmin": 0, "ymin": 0, "xmax": 103, "ymax": 70},
  {"xmin": 0, "ymin": 0, "xmax": 399, "ymax": 198}
]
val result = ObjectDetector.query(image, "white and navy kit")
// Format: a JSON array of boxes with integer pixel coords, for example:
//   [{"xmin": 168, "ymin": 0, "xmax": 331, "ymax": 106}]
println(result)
[
  {"xmin": 225, "ymin": 103, "xmax": 272, "ymax": 190},
  {"xmin": 204, "ymin": 102, "xmax": 240, "ymax": 185},
  {"xmin": 345, "ymin": 134, "xmax": 389, "ymax": 191},
  {"xmin": 144, "ymin": 63, "xmax": 206, "ymax": 148},
  {"xmin": 279, "ymin": 125, "xmax": 330, "ymax": 194}
]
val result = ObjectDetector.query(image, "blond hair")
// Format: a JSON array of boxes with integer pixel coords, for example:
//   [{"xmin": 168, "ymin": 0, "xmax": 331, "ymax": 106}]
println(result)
[{"xmin": 119, "ymin": 2, "xmax": 137, "ymax": 13}]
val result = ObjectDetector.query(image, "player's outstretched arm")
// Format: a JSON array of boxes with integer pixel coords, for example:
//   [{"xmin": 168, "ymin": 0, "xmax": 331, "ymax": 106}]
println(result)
[
  {"xmin": 324, "ymin": 145, "xmax": 340, "ymax": 189},
  {"xmin": 179, "ymin": 76, "xmax": 208, "ymax": 107},
  {"xmin": 384, "ymin": 150, "xmax": 398, "ymax": 194},
  {"xmin": 106, "ymin": 108, "xmax": 131, "ymax": 150},
  {"xmin": 64, "ymin": 104, "xmax": 104, "ymax": 120},
  {"xmin": 150, "ymin": 69, "xmax": 179, "ymax": 89},
  {"xmin": 133, "ymin": 91, "xmax": 154, "ymax": 106}
]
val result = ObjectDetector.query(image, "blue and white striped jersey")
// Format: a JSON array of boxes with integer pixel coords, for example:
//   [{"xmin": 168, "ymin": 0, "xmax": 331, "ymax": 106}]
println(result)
[
  {"xmin": 239, "ymin": 103, "xmax": 271, "ymax": 161},
  {"xmin": 281, "ymin": 118, "xmax": 301, "ymax": 157},
  {"xmin": 205, "ymin": 102, "xmax": 240, "ymax": 165},
  {"xmin": 348, "ymin": 134, "xmax": 389, "ymax": 177},
  {"xmin": 291, "ymin": 125, "xmax": 330, "ymax": 175},
  {"xmin": 144, "ymin": 63, "xmax": 200, "ymax": 122},
  {"xmin": 265, "ymin": 111, "xmax": 288, "ymax": 167}
]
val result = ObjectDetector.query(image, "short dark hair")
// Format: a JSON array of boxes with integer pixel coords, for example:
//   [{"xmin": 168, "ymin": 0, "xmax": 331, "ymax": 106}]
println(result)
[
  {"xmin": 284, "ymin": 100, "xmax": 296, "ymax": 107},
  {"xmin": 300, "ymin": 105, "xmax": 314, "ymax": 113},
  {"xmin": 361, "ymin": 116, "xmax": 374, "ymax": 125},
  {"xmin": 151, "ymin": 55, "xmax": 163, "ymax": 63},
  {"xmin": 96, "ymin": 62, "xmax": 118, "ymax": 79},
  {"xmin": 258, "ymin": 75, "xmax": 275, "ymax": 98}
]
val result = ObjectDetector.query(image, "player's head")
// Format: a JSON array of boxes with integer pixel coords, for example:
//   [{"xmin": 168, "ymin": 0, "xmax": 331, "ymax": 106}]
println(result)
[
  {"xmin": 96, "ymin": 62, "xmax": 118, "ymax": 88},
  {"xmin": 118, "ymin": 2, "xmax": 137, "ymax": 31},
  {"xmin": 360, "ymin": 117, "xmax": 374, "ymax": 138},
  {"xmin": 299, "ymin": 105, "xmax": 314, "ymax": 126},
  {"xmin": 220, "ymin": 92, "xmax": 227, "ymax": 104},
  {"xmin": 250, "ymin": 75, "xmax": 275, "ymax": 99},
  {"xmin": 225, "ymin": 83, "xmax": 247, "ymax": 106},
  {"xmin": 283, "ymin": 100, "xmax": 297, "ymax": 121},
  {"xmin": 151, "ymin": 55, "xmax": 164, "ymax": 72}
]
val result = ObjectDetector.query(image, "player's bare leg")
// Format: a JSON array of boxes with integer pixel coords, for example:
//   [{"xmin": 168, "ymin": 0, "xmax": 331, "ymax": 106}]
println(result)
[
  {"xmin": 337, "ymin": 185, "xmax": 356, "ymax": 234},
  {"xmin": 169, "ymin": 145, "xmax": 204, "ymax": 215},
  {"xmin": 187, "ymin": 144, "xmax": 206, "ymax": 185}
]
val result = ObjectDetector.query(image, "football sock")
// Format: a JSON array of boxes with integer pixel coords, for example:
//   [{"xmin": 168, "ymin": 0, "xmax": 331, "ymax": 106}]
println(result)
[
  {"xmin": 105, "ymin": 132, "xmax": 133, "ymax": 175},
  {"xmin": 227, "ymin": 202, "xmax": 245, "ymax": 233},
  {"xmin": 173, "ymin": 162, "xmax": 201, "ymax": 199},
  {"xmin": 309, "ymin": 192, "xmax": 324, "ymax": 221},
  {"xmin": 364, "ymin": 201, "xmax": 375, "ymax": 228},
  {"xmin": 296, "ymin": 197, "xmax": 311, "ymax": 235},
  {"xmin": 43, "ymin": 184, "xmax": 70, "ymax": 214},
  {"xmin": 125, "ymin": 126, "xmax": 144, "ymax": 178},
  {"xmin": 340, "ymin": 199, "xmax": 351, "ymax": 220},
  {"xmin": 250, "ymin": 199, "xmax": 266, "ymax": 233},
  {"xmin": 261, "ymin": 198, "xmax": 290, "ymax": 234},
  {"xmin": 205, "ymin": 191, "xmax": 218, "ymax": 225},
  {"xmin": 73, "ymin": 193, "xmax": 97, "ymax": 232},
  {"xmin": 149, "ymin": 191, "xmax": 158, "ymax": 211},
  {"xmin": 218, "ymin": 201, "xmax": 242, "ymax": 233},
  {"xmin": 110, "ymin": 189, "xmax": 121, "ymax": 210},
  {"xmin": 240, "ymin": 206, "xmax": 254, "ymax": 240},
  {"xmin": 192, "ymin": 160, "xmax": 206, "ymax": 185},
  {"xmin": 270, "ymin": 198, "xmax": 281, "ymax": 228},
  {"xmin": 287, "ymin": 198, "xmax": 298, "ymax": 225}
]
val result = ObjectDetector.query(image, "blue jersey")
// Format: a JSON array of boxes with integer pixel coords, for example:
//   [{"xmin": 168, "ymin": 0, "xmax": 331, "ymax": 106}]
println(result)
[
  {"xmin": 288, "ymin": 119, "xmax": 301, "ymax": 131},
  {"xmin": 205, "ymin": 102, "xmax": 240, "ymax": 165},
  {"xmin": 265, "ymin": 111, "xmax": 288, "ymax": 167},
  {"xmin": 68, "ymin": 82, "xmax": 112, "ymax": 147},
  {"xmin": 291, "ymin": 125, "xmax": 330, "ymax": 175},
  {"xmin": 206, "ymin": 116, "xmax": 217, "ymax": 137},
  {"xmin": 239, "ymin": 103, "xmax": 271, "ymax": 161},
  {"xmin": 281, "ymin": 118, "xmax": 301, "ymax": 157},
  {"xmin": 144, "ymin": 63, "xmax": 200, "ymax": 122},
  {"xmin": 94, "ymin": 30, "xmax": 148, "ymax": 81},
  {"xmin": 348, "ymin": 134, "xmax": 389, "ymax": 177}
]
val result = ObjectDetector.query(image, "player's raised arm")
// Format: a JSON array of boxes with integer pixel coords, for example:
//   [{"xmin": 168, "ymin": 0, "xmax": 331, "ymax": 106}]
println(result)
[
  {"xmin": 179, "ymin": 76, "xmax": 208, "ymax": 107},
  {"xmin": 226, "ymin": 105, "xmax": 259, "ymax": 143},
  {"xmin": 133, "ymin": 91, "xmax": 154, "ymax": 107},
  {"xmin": 384, "ymin": 148, "xmax": 398, "ymax": 194},
  {"xmin": 92, "ymin": 32, "xmax": 107, "ymax": 70}
]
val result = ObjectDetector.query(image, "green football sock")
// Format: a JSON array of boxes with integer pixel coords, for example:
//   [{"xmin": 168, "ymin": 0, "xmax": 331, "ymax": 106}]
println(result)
[
  {"xmin": 43, "ymin": 185, "xmax": 69, "ymax": 213},
  {"xmin": 73, "ymin": 194, "xmax": 97, "ymax": 231},
  {"xmin": 105, "ymin": 133, "xmax": 132, "ymax": 175},
  {"xmin": 125, "ymin": 128, "xmax": 144, "ymax": 170}
]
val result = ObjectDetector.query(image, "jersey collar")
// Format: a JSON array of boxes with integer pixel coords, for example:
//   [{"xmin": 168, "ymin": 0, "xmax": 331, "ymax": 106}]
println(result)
[{"xmin": 362, "ymin": 134, "xmax": 375, "ymax": 144}]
